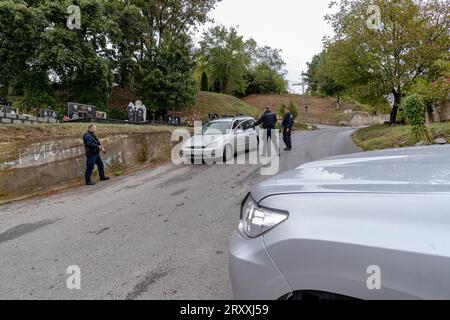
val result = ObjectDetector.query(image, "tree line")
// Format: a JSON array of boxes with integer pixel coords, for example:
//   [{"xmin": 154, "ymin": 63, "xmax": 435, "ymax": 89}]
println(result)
[
  {"xmin": 305, "ymin": 0, "xmax": 449, "ymax": 123},
  {"xmin": 0, "ymin": 0, "xmax": 287, "ymax": 119}
]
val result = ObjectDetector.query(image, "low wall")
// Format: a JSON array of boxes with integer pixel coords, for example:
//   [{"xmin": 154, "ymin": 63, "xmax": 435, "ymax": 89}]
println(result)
[
  {"xmin": 349, "ymin": 113, "xmax": 390, "ymax": 126},
  {"xmin": 432, "ymin": 96, "xmax": 450, "ymax": 122},
  {"xmin": 0, "ymin": 111, "xmax": 58, "ymax": 124},
  {"xmin": 0, "ymin": 132, "xmax": 172, "ymax": 203}
]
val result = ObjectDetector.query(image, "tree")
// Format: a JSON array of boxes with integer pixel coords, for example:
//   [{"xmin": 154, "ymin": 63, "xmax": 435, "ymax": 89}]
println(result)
[
  {"xmin": 408, "ymin": 55, "xmax": 450, "ymax": 121},
  {"xmin": 138, "ymin": 35, "xmax": 196, "ymax": 118},
  {"xmin": 0, "ymin": 0, "xmax": 219, "ymax": 114},
  {"xmin": 305, "ymin": 53, "xmax": 322, "ymax": 94},
  {"xmin": 306, "ymin": 51, "xmax": 342, "ymax": 97},
  {"xmin": 199, "ymin": 25, "xmax": 250, "ymax": 95},
  {"xmin": 201, "ymin": 72, "xmax": 209, "ymax": 91},
  {"xmin": 199, "ymin": 27, "xmax": 287, "ymax": 96},
  {"xmin": 0, "ymin": 0, "xmax": 46, "ymax": 95},
  {"xmin": 35, "ymin": 0, "xmax": 126, "ymax": 108},
  {"xmin": 325, "ymin": 0, "xmax": 450, "ymax": 123},
  {"xmin": 130, "ymin": 0, "xmax": 220, "ymax": 49},
  {"xmin": 245, "ymin": 64, "xmax": 287, "ymax": 95}
]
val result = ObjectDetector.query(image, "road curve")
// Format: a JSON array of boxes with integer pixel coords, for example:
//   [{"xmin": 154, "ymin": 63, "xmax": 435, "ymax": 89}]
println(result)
[{"xmin": 0, "ymin": 125, "xmax": 361, "ymax": 300}]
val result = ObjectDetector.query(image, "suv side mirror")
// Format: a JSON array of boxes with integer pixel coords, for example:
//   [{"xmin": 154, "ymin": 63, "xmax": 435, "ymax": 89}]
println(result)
[{"xmin": 234, "ymin": 129, "xmax": 244, "ymax": 135}]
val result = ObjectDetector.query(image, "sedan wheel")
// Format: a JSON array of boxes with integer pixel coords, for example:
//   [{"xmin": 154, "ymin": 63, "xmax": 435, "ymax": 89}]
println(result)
[{"xmin": 223, "ymin": 144, "xmax": 233, "ymax": 162}]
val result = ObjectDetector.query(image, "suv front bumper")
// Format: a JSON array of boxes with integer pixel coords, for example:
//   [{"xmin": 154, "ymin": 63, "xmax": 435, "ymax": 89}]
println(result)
[{"xmin": 229, "ymin": 231, "xmax": 292, "ymax": 300}]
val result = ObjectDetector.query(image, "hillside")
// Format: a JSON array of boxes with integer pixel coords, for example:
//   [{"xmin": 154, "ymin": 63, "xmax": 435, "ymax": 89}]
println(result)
[
  {"xmin": 3, "ymin": 90, "xmax": 360, "ymax": 126},
  {"xmin": 242, "ymin": 94, "xmax": 363, "ymax": 125},
  {"xmin": 189, "ymin": 91, "xmax": 261, "ymax": 120},
  {"xmin": 110, "ymin": 90, "xmax": 262, "ymax": 122}
]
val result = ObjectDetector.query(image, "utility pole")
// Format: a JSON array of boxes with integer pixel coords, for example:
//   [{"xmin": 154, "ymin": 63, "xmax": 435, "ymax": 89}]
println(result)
[{"xmin": 292, "ymin": 71, "xmax": 307, "ymax": 106}]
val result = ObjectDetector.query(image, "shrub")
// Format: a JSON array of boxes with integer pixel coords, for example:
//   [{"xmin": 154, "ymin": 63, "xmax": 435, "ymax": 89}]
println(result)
[
  {"xmin": 288, "ymin": 100, "xmax": 299, "ymax": 119},
  {"xmin": 201, "ymin": 72, "xmax": 209, "ymax": 92},
  {"xmin": 278, "ymin": 104, "xmax": 287, "ymax": 118},
  {"xmin": 401, "ymin": 94, "xmax": 431, "ymax": 143}
]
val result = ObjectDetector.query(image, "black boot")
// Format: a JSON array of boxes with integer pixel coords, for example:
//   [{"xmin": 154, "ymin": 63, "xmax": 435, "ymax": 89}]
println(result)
[
  {"xmin": 100, "ymin": 177, "xmax": 110, "ymax": 182},
  {"xmin": 86, "ymin": 181, "xmax": 96, "ymax": 186}
]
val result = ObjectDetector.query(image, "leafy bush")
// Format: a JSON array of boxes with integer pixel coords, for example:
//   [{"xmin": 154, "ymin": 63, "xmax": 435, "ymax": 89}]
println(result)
[
  {"xmin": 105, "ymin": 107, "xmax": 127, "ymax": 120},
  {"xmin": 21, "ymin": 72, "xmax": 58, "ymax": 113},
  {"xmin": 288, "ymin": 100, "xmax": 299, "ymax": 119},
  {"xmin": 401, "ymin": 94, "xmax": 431, "ymax": 143},
  {"xmin": 278, "ymin": 104, "xmax": 287, "ymax": 118},
  {"xmin": 201, "ymin": 72, "xmax": 209, "ymax": 91}
]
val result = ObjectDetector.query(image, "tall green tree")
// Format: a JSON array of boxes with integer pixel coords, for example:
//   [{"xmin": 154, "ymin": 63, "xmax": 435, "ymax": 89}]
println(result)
[
  {"xmin": 199, "ymin": 26, "xmax": 287, "ymax": 96},
  {"xmin": 199, "ymin": 25, "xmax": 250, "ymax": 95},
  {"xmin": 324, "ymin": 0, "xmax": 450, "ymax": 122},
  {"xmin": 0, "ymin": 0, "xmax": 46, "ymax": 95},
  {"xmin": 245, "ymin": 41, "xmax": 287, "ymax": 94},
  {"xmin": 200, "ymin": 72, "xmax": 209, "ymax": 91},
  {"xmin": 138, "ymin": 34, "xmax": 196, "ymax": 118},
  {"xmin": 306, "ymin": 51, "xmax": 342, "ymax": 97}
]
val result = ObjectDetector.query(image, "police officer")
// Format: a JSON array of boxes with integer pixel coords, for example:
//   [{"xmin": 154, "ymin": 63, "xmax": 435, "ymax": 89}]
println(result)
[
  {"xmin": 83, "ymin": 124, "xmax": 110, "ymax": 186},
  {"xmin": 254, "ymin": 106, "xmax": 278, "ymax": 155},
  {"xmin": 282, "ymin": 111, "xmax": 294, "ymax": 151}
]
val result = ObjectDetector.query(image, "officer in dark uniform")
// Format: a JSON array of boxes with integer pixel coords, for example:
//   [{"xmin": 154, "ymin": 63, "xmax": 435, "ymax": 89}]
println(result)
[
  {"xmin": 254, "ymin": 106, "xmax": 278, "ymax": 155},
  {"xmin": 282, "ymin": 111, "xmax": 294, "ymax": 151},
  {"xmin": 83, "ymin": 124, "xmax": 110, "ymax": 186}
]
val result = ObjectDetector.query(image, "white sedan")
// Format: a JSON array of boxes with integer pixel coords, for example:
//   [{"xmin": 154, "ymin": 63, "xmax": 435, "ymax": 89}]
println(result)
[{"xmin": 182, "ymin": 116, "xmax": 258, "ymax": 163}]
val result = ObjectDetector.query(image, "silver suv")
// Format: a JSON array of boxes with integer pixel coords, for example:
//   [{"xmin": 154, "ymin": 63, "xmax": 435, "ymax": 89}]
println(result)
[{"xmin": 229, "ymin": 145, "xmax": 450, "ymax": 300}]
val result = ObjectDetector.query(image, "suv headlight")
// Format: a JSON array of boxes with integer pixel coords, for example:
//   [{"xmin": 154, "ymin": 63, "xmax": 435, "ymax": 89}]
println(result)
[{"xmin": 239, "ymin": 194, "xmax": 289, "ymax": 238}]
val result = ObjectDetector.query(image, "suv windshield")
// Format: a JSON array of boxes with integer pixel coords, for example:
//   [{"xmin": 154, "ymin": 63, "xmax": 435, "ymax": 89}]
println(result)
[{"xmin": 201, "ymin": 121, "xmax": 232, "ymax": 135}]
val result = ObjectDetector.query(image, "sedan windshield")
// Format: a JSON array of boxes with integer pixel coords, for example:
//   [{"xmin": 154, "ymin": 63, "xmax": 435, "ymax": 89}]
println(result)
[{"xmin": 201, "ymin": 121, "xmax": 232, "ymax": 135}]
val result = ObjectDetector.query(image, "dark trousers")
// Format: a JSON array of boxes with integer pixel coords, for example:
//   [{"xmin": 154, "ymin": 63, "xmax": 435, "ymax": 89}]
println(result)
[
  {"xmin": 261, "ymin": 128, "xmax": 279, "ymax": 156},
  {"xmin": 283, "ymin": 129, "xmax": 292, "ymax": 149},
  {"xmin": 85, "ymin": 154, "xmax": 105, "ymax": 183}
]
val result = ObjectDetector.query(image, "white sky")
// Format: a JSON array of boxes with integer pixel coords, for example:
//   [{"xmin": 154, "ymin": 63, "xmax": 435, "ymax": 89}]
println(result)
[{"xmin": 198, "ymin": 0, "xmax": 336, "ymax": 93}]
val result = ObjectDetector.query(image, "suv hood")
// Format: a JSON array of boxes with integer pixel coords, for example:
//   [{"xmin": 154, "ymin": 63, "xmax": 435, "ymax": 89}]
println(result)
[{"xmin": 252, "ymin": 145, "xmax": 450, "ymax": 202}]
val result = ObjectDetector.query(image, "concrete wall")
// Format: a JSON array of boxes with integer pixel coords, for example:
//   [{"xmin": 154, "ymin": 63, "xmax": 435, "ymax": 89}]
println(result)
[
  {"xmin": 349, "ymin": 113, "xmax": 390, "ymax": 126},
  {"xmin": 0, "ymin": 132, "xmax": 172, "ymax": 203},
  {"xmin": 432, "ymin": 96, "xmax": 450, "ymax": 122},
  {"xmin": 0, "ymin": 112, "xmax": 58, "ymax": 124}
]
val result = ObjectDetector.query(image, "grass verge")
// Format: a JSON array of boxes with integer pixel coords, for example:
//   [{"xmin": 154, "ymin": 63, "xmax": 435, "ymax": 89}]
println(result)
[
  {"xmin": 353, "ymin": 123, "xmax": 450, "ymax": 151},
  {"xmin": 0, "ymin": 123, "xmax": 177, "ymax": 143}
]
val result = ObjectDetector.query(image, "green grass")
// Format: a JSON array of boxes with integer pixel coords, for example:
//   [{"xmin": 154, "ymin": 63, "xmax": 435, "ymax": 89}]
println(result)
[
  {"xmin": 193, "ymin": 91, "xmax": 261, "ymax": 121},
  {"xmin": 353, "ymin": 123, "xmax": 450, "ymax": 151},
  {"xmin": 0, "ymin": 123, "xmax": 176, "ymax": 143}
]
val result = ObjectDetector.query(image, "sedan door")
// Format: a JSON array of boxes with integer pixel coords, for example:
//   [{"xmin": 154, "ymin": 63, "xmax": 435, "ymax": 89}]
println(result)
[
  {"xmin": 243, "ymin": 120, "xmax": 258, "ymax": 151},
  {"xmin": 234, "ymin": 122, "xmax": 247, "ymax": 153}
]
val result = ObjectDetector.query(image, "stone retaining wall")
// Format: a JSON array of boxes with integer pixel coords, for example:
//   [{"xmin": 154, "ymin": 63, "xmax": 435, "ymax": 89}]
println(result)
[{"xmin": 0, "ymin": 132, "xmax": 172, "ymax": 203}]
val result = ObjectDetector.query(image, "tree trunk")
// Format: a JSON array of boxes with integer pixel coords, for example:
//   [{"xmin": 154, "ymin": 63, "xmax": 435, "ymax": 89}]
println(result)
[
  {"xmin": 336, "ymin": 86, "xmax": 341, "ymax": 111},
  {"xmin": 390, "ymin": 91, "xmax": 401, "ymax": 124}
]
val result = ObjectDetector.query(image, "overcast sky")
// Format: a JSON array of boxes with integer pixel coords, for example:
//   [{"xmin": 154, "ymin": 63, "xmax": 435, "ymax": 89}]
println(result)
[{"xmin": 198, "ymin": 0, "xmax": 336, "ymax": 93}]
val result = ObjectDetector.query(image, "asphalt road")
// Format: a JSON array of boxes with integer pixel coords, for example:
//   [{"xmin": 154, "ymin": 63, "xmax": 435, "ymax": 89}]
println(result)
[{"xmin": 0, "ymin": 125, "xmax": 361, "ymax": 300}]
